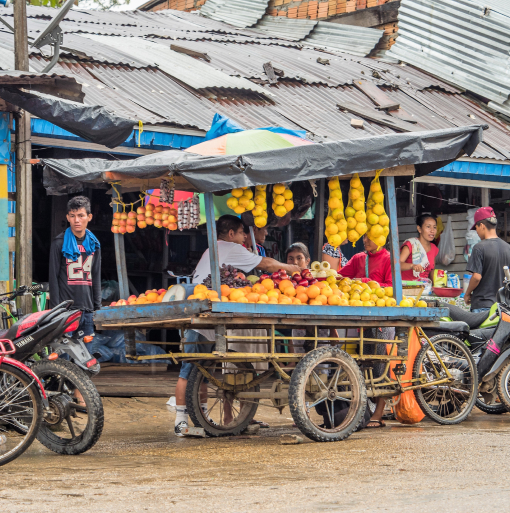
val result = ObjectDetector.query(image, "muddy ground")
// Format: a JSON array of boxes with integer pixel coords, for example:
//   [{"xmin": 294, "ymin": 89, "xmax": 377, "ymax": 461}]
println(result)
[{"xmin": 2, "ymin": 398, "xmax": 510, "ymax": 513}]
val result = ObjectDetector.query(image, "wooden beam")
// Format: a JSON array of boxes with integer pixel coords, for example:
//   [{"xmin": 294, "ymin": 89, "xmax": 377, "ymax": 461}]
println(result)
[
  {"xmin": 263, "ymin": 62, "xmax": 278, "ymax": 84},
  {"xmin": 170, "ymin": 44, "xmax": 211, "ymax": 62},
  {"xmin": 352, "ymin": 79, "xmax": 400, "ymax": 111},
  {"xmin": 328, "ymin": 1, "xmax": 400, "ymax": 28},
  {"xmin": 338, "ymin": 165, "xmax": 415, "ymax": 180}
]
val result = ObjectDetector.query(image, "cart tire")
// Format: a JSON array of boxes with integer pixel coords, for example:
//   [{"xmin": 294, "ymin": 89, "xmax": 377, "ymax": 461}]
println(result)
[
  {"xmin": 289, "ymin": 346, "xmax": 366, "ymax": 442},
  {"xmin": 413, "ymin": 334, "xmax": 477, "ymax": 425},
  {"xmin": 496, "ymin": 361, "xmax": 510, "ymax": 411},
  {"xmin": 32, "ymin": 360, "xmax": 104, "ymax": 455},
  {"xmin": 186, "ymin": 361, "xmax": 259, "ymax": 437}
]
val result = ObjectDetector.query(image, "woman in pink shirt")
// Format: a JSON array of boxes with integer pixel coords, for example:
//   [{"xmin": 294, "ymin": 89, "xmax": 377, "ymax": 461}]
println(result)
[{"xmin": 400, "ymin": 214, "xmax": 439, "ymax": 281}]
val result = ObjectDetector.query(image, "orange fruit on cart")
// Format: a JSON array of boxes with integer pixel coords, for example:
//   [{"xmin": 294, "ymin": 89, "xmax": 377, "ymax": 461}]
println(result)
[
  {"xmin": 284, "ymin": 287, "xmax": 296, "ymax": 298},
  {"xmin": 252, "ymin": 283, "xmax": 266, "ymax": 294},
  {"xmin": 279, "ymin": 280, "xmax": 293, "ymax": 292},
  {"xmin": 309, "ymin": 299, "xmax": 322, "ymax": 306},
  {"xmin": 229, "ymin": 289, "xmax": 245, "ymax": 302},
  {"xmin": 296, "ymin": 285, "xmax": 307, "ymax": 295},
  {"xmin": 194, "ymin": 284, "xmax": 208, "ymax": 295},
  {"xmin": 220, "ymin": 284, "xmax": 231, "ymax": 297},
  {"xmin": 136, "ymin": 296, "xmax": 148, "ymax": 304},
  {"xmin": 328, "ymin": 295, "xmax": 341, "ymax": 306},
  {"xmin": 194, "ymin": 292, "xmax": 207, "ymax": 300},
  {"xmin": 246, "ymin": 293, "xmax": 260, "ymax": 303},
  {"xmin": 339, "ymin": 298, "xmax": 349, "ymax": 306},
  {"xmin": 321, "ymin": 286, "xmax": 333, "ymax": 297},
  {"xmin": 375, "ymin": 287, "xmax": 385, "ymax": 298},
  {"xmin": 316, "ymin": 294, "xmax": 328, "ymax": 305},
  {"xmin": 156, "ymin": 294, "xmax": 165, "ymax": 303},
  {"xmin": 296, "ymin": 292, "xmax": 308, "ymax": 304},
  {"xmin": 360, "ymin": 291, "xmax": 371, "ymax": 302},
  {"xmin": 292, "ymin": 298, "xmax": 302, "ymax": 304},
  {"xmin": 261, "ymin": 278, "xmax": 274, "ymax": 290},
  {"xmin": 268, "ymin": 298, "xmax": 278, "ymax": 304},
  {"xmin": 237, "ymin": 296, "xmax": 249, "ymax": 303},
  {"xmin": 206, "ymin": 290, "xmax": 219, "ymax": 300},
  {"xmin": 221, "ymin": 296, "xmax": 229, "ymax": 302},
  {"xmin": 306, "ymin": 285, "xmax": 320, "ymax": 299},
  {"xmin": 259, "ymin": 294, "xmax": 269, "ymax": 303},
  {"xmin": 187, "ymin": 295, "xmax": 196, "ymax": 300},
  {"xmin": 279, "ymin": 296, "xmax": 292, "ymax": 305},
  {"xmin": 267, "ymin": 289, "xmax": 280, "ymax": 300}
]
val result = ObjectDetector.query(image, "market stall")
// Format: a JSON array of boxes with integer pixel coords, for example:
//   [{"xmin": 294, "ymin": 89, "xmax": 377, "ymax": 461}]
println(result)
[{"xmin": 41, "ymin": 124, "xmax": 486, "ymax": 441}]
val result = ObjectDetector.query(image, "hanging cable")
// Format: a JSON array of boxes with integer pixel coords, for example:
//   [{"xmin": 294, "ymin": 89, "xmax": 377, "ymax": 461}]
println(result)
[{"xmin": 397, "ymin": 186, "xmax": 480, "ymax": 209}]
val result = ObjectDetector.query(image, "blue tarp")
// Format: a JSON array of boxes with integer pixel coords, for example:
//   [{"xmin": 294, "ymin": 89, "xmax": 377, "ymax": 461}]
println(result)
[{"xmin": 434, "ymin": 160, "xmax": 510, "ymax": 183}]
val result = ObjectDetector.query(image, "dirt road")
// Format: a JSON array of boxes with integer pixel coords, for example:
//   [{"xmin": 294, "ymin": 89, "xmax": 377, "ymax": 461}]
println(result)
[{"xmin": 2, "ymin": 398, "xmax": 510, "ymax": 512}]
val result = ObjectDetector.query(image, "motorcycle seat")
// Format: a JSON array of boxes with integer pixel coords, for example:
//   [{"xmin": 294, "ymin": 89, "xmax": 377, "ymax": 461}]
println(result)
[
  {"xmin": 467, "ymin": 327, "xmax": 496, "ymax": 341},
  {"xmin": 437, "ymin": 320, "xmax": 470, "ymax": 333},
  {"xmin": 0, "ymin": 329, "xmax": 9, "ymax": 339},
  {"xmin": 439, "ymin": 302, "xmax": 490, "ymax": 329}
]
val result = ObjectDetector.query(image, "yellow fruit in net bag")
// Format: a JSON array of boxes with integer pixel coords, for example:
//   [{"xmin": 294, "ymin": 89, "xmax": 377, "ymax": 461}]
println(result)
[
  {"xmin": 328, "ymin": 197, "xmax": 341, "ymax": 210},
  {"xmin": 348, "ymin": 230, "xmax": 359, "ymax": 242},
  {"xmin": 370, "ymin": 224, "xmax": 383, "ymax": 238},
  {"xmin": 238, "ymin": 196, "xmax": 250, "ymax": 207},
  {"xmin": 273, "ymin": 183, "xmax": 285, "ymax": 195},
  {"xmin": 337, "ymin": 219, "xmax": 347, "ymax": 232},
  {"xmin": 328, "ymin": 234, "xmax": 342, "ymax": 248},
  {"xmin": 274, "ymin": 194, "xmax": 285, "ymax": 206},
  {"xmin": 367, "ymin": 213, "xmax": 379, "ymax": 225},
  {"xmin": 347, "ymin": 217, "xmax": 357, "ymax": 229},
  {"xmin": 351, "ymin": 176, "xmax": 361, "ymax": 188},
  {"xmin": 284, "ymin": 200, "xmax": 294, "ymax": 211},
  {"xmin": 254, "ymin": 216, "xmax": 267, "ymax": 228},
  {"xmin": 349, "ymin": 189, "xmax": 360, "ymax": 201},
  {"xmin": 330, "ymin": 189, "xmax": 342, "ymax": 199},
  {"xmin": 325, "ymin": 176, "xmax": 347, "ymax": 244},
  {"xmin": 274, "ymin": 205, "xmax": 287, "ymax": 217},
  {"xmin": 355, "ymin": 222, "xmax": 367, "ymax": 235},
  {"xmin": 338, "ymin": 231, "xmax": 347, "ymax": 242},
  {"xmin": 231, "ymin": 188, "xmax": 243, "ymax": 198},
  {"xmin": 252, "ymin": 206, "xmax": 263, "ymax": 217},
  {"xmin": 354, "ymin": 210, "xmax": 366, "ymax": 223},
  {"xmin": 283, "ymin": 189, "xmax": 293, "ymax": 200},
  {"xmin": 382, "ymin": 226, "xmax": 389, "ymax": 236},
  {"xmin": 326, "ymin": 223, "xmax": 339, "ymax": 236},
  {"xmin": 226, "ymin": 197, "xmax": 238, "ymax": 210},
  {"xmin": 366, "ymin": 170, "xmax": 390, "ymax": 247},
  {"xmin": 352, "ymin": 199, "xmax": 364, "ymax": 211},
  {"xmin": 254, "ymin": 194, "xmax": 266, "ymax": 205},
  {"xmin": 272, "ymin": 183, "xmax": 294, "ymax": 217},
  {"xmin": 234, "ymin": 205, "xmax": 246, "ymax": 214},
  {"xmin": 328, "ymin": 178, "xmax": 340, "ymax": 190},
  {"xmin": 372, "ymin": 191, "xmax": 384, "ymax": 203},
  {"xmin": 370, "ymin": 182, "xmax": 382, "ymax": 193},
  {"xmin": 379, "ymin": 214, "xmax": 389, "ymax": 226},
  {"xmin": 372, "ymin": 203, "xmax": 384, "ymax": 216},
  {"xmin": 325, "ymin": 216, "xmax": 335, "ymax": 227},
  {"xmin": 331, "ymin": 208, "xmax": 343, "ymax": 220},
  {"xmin": 345, "ymin": 206, "xmax": 355, "ymax": 218},
  {"xmin": 246, "ymin": 200, "xmax": 255, "ymax": 211}
]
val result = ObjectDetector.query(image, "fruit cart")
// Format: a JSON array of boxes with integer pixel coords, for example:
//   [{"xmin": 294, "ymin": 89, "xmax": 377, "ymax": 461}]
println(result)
[{"xmin": 42, "ymin": 125, "xmax": 485, "ymax": 441}]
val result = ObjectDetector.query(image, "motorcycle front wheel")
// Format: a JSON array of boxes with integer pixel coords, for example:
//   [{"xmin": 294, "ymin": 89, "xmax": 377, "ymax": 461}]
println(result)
[{"xmin": 31, "ymin": 359, "xmax": 104, "ymax": 455}]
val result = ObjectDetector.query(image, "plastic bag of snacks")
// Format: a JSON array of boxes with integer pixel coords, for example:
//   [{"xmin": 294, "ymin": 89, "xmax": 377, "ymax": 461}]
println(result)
[
  {"xmin": 345, "ymin": 173, "xmax": 367, "ymax": 246},
  {"xmin": 272, "ymin": 183, "xmax": 294, "ymax": 217},
  {"xmin": 366, "ymin": 170, "xmax": 390, "ymax": 248},
  {"xmin": 226, "ymin": 187, "xmax": 255, "ymax": 215},
  {"xmin": 324, "ymin": 176, "xmax": 347, "ymax": 248},
  {"xmin": 251, "ymin": 184, "xmax": 268, "ymax": 228}
]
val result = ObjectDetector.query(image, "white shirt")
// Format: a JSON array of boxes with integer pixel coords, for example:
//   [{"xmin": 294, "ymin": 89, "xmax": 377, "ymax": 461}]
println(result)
[
  {"xmin": 192, "ymin": 241, "xmax": 263, "ymax": 341},
  {"xmin": 193, "ymin": 241, "xmax": 263, "ymax": 285}
]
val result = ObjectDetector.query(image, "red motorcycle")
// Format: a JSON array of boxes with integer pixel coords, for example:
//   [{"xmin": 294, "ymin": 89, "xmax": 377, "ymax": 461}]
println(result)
[{"xmin": 0, "ymin": 339, "xmax": 47, "ymax": 466}]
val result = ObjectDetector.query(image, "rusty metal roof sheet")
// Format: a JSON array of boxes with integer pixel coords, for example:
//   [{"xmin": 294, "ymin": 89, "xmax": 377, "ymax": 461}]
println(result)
[
  {"xmin": 387, "ymin": 0, "xmax": 510, "ymax": 106},
  {"xmin": 200, "ymin": 0, "xmax": 268, "ymax": 28},
  {"xmin": 253, "ymin": 16, "xmax": 317, "ymax": 41}
]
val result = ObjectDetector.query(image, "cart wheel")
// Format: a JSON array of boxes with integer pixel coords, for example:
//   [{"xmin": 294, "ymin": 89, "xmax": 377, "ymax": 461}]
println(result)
[
  {"xmin": 288, "ymin": 347, "xmax": 367, "ymax": 442},
  {"xmin": 413, "ymin": 334, "xmax": 477, "ymax": 425},
  {"xmin": 186, "ymin": 361, "xmax": 259, "ymax": 437},
  {"xmin": 496, "ymin": 361, "xmax": 510, "ymax": 411}
]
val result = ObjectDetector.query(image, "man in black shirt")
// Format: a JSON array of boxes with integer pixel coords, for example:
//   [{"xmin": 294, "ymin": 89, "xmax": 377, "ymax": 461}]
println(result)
[
  {"xmin": 465, "ymin": 207, "xmax": 510, "ymax": 312},
  {"xmin": 49, "ymin": 196, "xmax": 101, "ymax": 335}
]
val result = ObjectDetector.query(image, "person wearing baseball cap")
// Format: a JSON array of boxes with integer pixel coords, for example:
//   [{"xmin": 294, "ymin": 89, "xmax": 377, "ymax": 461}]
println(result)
[{"xmin": 465, "ymin": 207, "xmax": 510, "ymax": 312}]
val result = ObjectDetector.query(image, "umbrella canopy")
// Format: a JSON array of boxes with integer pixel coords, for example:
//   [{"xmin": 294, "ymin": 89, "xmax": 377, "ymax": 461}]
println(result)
[{"xmin": 184, "ymin": 129, "xmax": 313, "ymax": 156}]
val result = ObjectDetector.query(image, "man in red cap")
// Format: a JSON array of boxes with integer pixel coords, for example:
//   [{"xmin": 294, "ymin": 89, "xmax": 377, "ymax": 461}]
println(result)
[{"xmin": 465, "ymin": 207, "xmax": 510, "ymax": 312}]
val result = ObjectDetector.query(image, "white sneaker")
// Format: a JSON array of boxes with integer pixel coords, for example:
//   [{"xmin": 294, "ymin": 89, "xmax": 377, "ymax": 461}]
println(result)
[{"xmin": 174, "ymin": 421, "xmax": 188, "ymax": 437}]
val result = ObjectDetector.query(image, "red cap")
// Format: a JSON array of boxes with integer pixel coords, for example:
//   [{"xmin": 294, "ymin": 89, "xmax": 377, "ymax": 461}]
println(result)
[{"xmin": 471, "ymin": 206, "xmax": 496, "ymax": 230}]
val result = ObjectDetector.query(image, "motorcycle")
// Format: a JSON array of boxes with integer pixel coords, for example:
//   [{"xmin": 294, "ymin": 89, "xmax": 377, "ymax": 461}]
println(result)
[
  {"xmin": 424, "ymin": 266, "xmax": 510, "ymax": 414},
  {"xmin": 0, "ymin": 339, "xmax": 47, "ymax": 466},
  {"xmin": 0, "ymin": 285, "xmax": 104, "ymax": 455}
]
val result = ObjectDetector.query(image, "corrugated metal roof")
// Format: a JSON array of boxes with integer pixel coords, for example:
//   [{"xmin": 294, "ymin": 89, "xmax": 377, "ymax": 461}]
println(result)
[
  {"xmin": 483, "ymin": 0, "xmax": 510, "ymax": 17},
  {"xmin": 387, "ymin": 0, "xmax": 510, "ymax": 105},
  {"xmin": 78, "ymin": 34, "xmax": 274, "ymax": 96},
  {"xmin": 200, "ymin": 0, "xmax": 269, "ymax": 28},
  {"xmin": 252, "ymin": 16, "xmax": 317, "ymax": 41},
  {"xmin": 302, "ymin": 21, "xmax": 384, "ymax": 58}
]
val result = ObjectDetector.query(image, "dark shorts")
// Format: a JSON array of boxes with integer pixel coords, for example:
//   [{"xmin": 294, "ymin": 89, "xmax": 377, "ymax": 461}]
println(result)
[{"xmin": 178, "ymin": 329, "xmax": 215, "ymax": 380}]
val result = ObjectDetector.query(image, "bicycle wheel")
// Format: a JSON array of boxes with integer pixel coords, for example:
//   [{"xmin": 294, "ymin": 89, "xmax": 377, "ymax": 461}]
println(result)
[
  {"xmin": 186, "ymin": 361, "xmax": 259, "ymax": 437},
  {"xmin": 32, "ymin": 360, "xmax": 104, "ymax": 455},
  {"xmin": 413, "ymin": 334, "xmax": 477, "ymax": 425},
  {"xmin": 289, "ymin": 347, "xmax": 366, "ymax": 442},
  {"xmin": 0, "ymin": 364, "xmax": 43, "ymax": 466},
  {"xmin": 496, "ymin": 361, "xmax": 510, "ymax": 411}
]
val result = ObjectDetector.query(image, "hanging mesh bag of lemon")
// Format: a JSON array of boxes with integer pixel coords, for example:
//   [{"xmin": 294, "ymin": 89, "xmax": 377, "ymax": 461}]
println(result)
[
  {"xmin": 345, "ymin": 173, "xmax": 368, "ymax": 246},
  {"xmin": 272, "ymin": 182, "xmax": 294, "ymax": 217},
  {"xmin": 366, "ymin": 170, "xmax": 390, "ymax": 248},
  {"xmin": 324, "ymin": 176, "xmax": 347, "ymax": 248},
  {"xmin": 227, "ymin": 187, "xmax": 255, "ymax": 215},
  {"xmin": 252, "ymin": 185, "xmax": 268, "ymax": 228}
]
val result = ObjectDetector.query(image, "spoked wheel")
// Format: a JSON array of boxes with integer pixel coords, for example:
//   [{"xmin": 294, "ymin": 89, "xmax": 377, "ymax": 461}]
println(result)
[
  {"xmin": 289, "ymin": 347, "xmax": 366, "ymax": 442},
  {"xmin": 186, "ymin": 361, "xmax": 259, "ymax": 437},
  {"xmin": 0, "ymin": 364, "xmax": 43, "ymax": 466},
  {"xmin": 31, "ymin": 360, "xmax": 104, "ymax": 455},
  {"xmin": 496, "ymin": 361, "xmax": 510, "ymax": 411},
  {"xmin": 476, "ymin": 394, "xmax": 508, "ymax": 415},
  {"xmin": 413, "ymin": 334, "xmax": 478, "ymax": 425}
]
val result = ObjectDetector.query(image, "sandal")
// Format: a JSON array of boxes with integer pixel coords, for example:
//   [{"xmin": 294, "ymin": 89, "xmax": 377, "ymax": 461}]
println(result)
[
  {"xmin": 366, "ymin": 419, "xmax": 386, "ymax": 429},
  {"xmin": 250, "ymin": 419, "xmax": 270, "ymax": 428}
]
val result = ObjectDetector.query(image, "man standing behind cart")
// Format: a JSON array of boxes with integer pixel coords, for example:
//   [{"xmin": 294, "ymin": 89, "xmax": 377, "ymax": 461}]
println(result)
[{"xmin": 173, "ymin": 214, "xmax": 301, "ymax": 436}]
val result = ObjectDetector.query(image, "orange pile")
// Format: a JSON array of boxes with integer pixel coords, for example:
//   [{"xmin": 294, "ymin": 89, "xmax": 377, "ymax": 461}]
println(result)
[{"xmin": 110, "ymin": 288, "xmax": 167, "ymax": 306}]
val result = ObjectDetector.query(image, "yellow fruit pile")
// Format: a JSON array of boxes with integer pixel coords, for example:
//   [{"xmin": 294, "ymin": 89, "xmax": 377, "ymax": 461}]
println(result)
[
  {"xmin": 338, "ymin": 278, "xmax": 396, "ymax": 307},
  {"xmin": 272, "ymin": 183, "xmax": 294, "ymax": 217},
  {"xmin": 252, "ymin": 184, "xmax": 268, "ymax": 228},
  {"xmin": 325, "ymin": 177, "xmax": 347, "ymax": 248},
  {"xmin": 345, "ymin": 173, "xmax": 367, "ymax": 246},
  {"xmin": 366, "ymin": 170, "xmax": 390, "ymax": 248},
  {"xmin": 227, "ymin": 187, "xmax": 255, "ymax": 215}
]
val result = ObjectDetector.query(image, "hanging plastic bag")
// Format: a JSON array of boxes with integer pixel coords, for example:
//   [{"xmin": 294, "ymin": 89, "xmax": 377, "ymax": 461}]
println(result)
[
  {"xmin": 388, "ymin": 328, "xmax": 425, "ymax": 424},
  {"xmin": 464, "ymin": 208, "xmax": 480, "ymax": 262},
  {"xmin": 366, "ymin": 169, "xmax": 390, "ymax": 248},
  {"xmin": 324, "ymin": 176, "xmax": 347, "ymax": 248},
  {"xmin": 345, "ymin": 173, "xmax": 367, "ymax": 246},
  {"xmin": 438, "ymin": 215, "xmax": 455, "ymax": 266}
]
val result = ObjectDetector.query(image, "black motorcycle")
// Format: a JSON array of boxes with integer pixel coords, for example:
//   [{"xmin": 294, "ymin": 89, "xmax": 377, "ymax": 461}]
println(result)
[{"xmin": 0, "ymin": 285, "xmax": 104, "ymax": 455}]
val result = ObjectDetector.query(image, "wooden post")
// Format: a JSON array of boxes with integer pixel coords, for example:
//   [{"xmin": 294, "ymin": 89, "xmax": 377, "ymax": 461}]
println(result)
[
  {"xmin": 385, "ymin": 176, "xmax": 403, "ymax": 304},
  {"xmin": 481, "ymin": 188, "xmax": 489, "ymax": 207},
  {"xmin": 313, "ymin": 179, "xmax": 326, "ymax": 261},
  {"xmin": 14, "ymin": 0, "xmax": 32, "ymax": 313},
  {"xmin": 112, "ymin": 185, "xmax": 129, "ymax": 299},
  {"xmin": 204, "ymin": 192, "xmax": 221, "ymax": 297}
]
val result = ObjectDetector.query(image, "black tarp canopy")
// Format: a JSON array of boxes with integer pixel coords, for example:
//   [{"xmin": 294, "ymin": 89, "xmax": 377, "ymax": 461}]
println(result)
[{"xmin": 41, "ymin": 125, "xmax": 486, "ymax": 194}]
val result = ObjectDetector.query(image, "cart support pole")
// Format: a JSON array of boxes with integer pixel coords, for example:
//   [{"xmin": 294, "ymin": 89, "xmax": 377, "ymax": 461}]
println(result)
[
  {"xmin": 313, "ymin": 178, "xmax": 326, "ymax": 262},
  {"xmin": 204, "ymin": 192, "xmax": 221, "ymax": 298},
  {"xmin": 385, "ymin": 176, "xmax": 403, "ymax": 304},
  {"xmin": 112, "ymin": 185, "xmax": 129, "ymax": 300}
]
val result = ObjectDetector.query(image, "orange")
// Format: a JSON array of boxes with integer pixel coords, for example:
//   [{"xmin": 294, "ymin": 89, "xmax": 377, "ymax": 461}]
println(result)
[
  {"xmin": 206, "ymin": 290, "xmax": 219, "ymax": 300},
  {"xmin": 268, "ymin": 298, "xmax": 278, "ymax": 304},
  {"xmin": 257, "ymin": 301, "xmax": 267, "ymax": 304},
  {"xmin": 259, "ymin": 294, "xmax": 269, "ymax": 303},
  {"xmin": 317, "ymin": 281, "xmax": 329, "ymax": 290},
  {"xmin": 316, "ymin": 294, "xmax": 328, "ymax": 305},
  {"xmin": 211, "ymin": 298, "xmax": 220, "ymax": 302},
  {"xmin": 306, "ymin": 285, "xmax": 321, "ymax": 299},
  {"xmin": 279, "ymin": 279, "xmax": 294, "ymax": 292},
  {"xmin": 309, "ymin": 299, "xmax": 322, "ymax": 306},
  {"xmin": 321, "ymin": 286, "xmax": 333, "ymax": 297},
  {"xmin": 292, "ymin": 298, "xmax": 302, "ymax": 304},
  {"xmin": 194, "ymin": 292, "xmax": 207, "ymax": 300},
  {"xmin": 279, "ymin": 296, "xmax": 292, "ymax": 304},
  {"xmin": 267, "ymin": 290, "xmax": 280, "ymax": 299},
  {"xmin": 187, "ymin": 295, "xmax": 196, "ymax": 300},
  {"xmin": 146, "ymin": 292, "xmax": 159, "ymax": 302},
  {"xmin": 296, "ymin": 292, "xmax": 309, "ymax": 304},
  {"xmin": 237, "ymin": 297, "xmax": 249, "ymax": 303},
  {"xmin": 135, "ymin": 297, "xmax": 148, "ymax": 304},
  {"xmin": 261, "ymin": 278, "xmax": 274, "ymax": 290},
  {"xmin": 229, "ymin": 289, "xmax": 245, "ymax": 302},
  {"xmin": 246, "ymin": 293, "xmax": 260, "ymax": 303},
  {"xmin": 243, "ymin": 286, "xmax": 252, "ymax": 294},
  {"xmin": 156, "ymin": 294, "xmax": 165, "ymax": 303},
  {"xmin": 296, "ymin": 285, "xmax": 307, "ymax": 295},
  {"xmin": 221, "ymin": 296, "xmax": 229, "ymax": 302},
  {"xmin": 252, "ymin": 283, "xmax": 267, "ymax": 295},
  {"xmin": 328, "ymin": 295, "xmax": 341, "ymax": 306},
  {"xmin": 339, "ymin": 298, "xmax": 349, "ymax": 306},
  {"xmin": 284, "ymin": 287, "xmax": 296, "ymax": 298},
  {"xmin": 194, "ymin": 284, "xmax": 208, "ymax": 295},
  {"xmin": 220, "ymin": 284, "xmax": 231, "ymax": 297}
]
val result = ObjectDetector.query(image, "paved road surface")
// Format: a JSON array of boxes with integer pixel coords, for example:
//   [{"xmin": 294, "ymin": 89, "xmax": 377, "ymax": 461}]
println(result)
[{"xmin": 2, "ymin": 398, "xmax": 510, "ymax": 512}]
